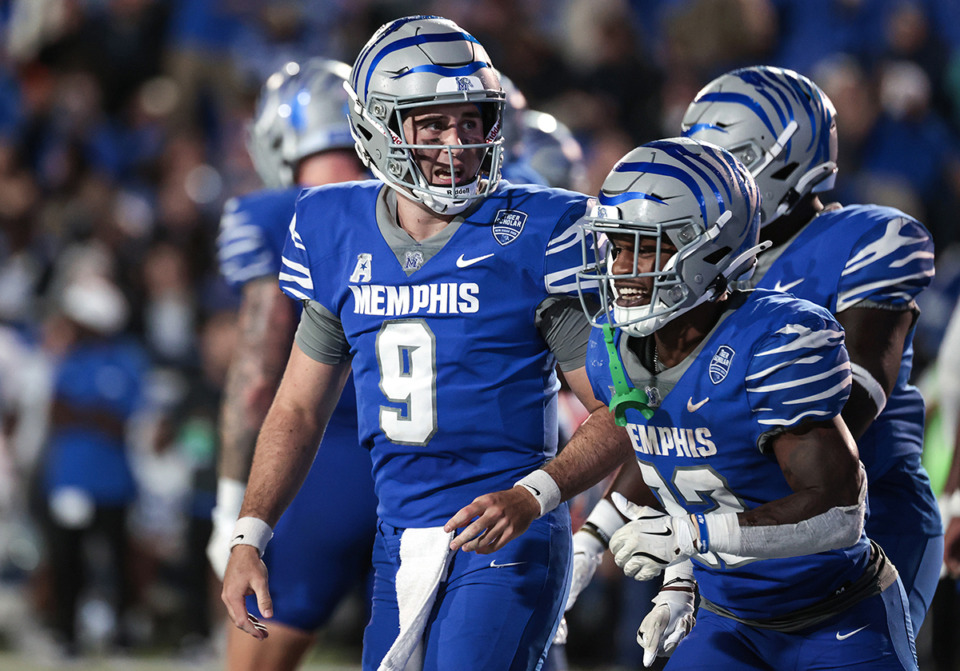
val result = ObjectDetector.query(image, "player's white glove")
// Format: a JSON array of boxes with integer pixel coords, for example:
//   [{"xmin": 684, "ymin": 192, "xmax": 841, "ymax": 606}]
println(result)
[
  {"xmin": 637, "ymin": 562, "xmax": 697, "ymax": 667},
  {"xmin": 566, "ymin": 498, "xmax": 625, "ymax": 611},
  {"xmin": 207, "ymin": 477, "xmax": 246, "ymax": 580},
  {"xmin": 609, "ymin": 494, "xmax": 701, "ymax": 581}
]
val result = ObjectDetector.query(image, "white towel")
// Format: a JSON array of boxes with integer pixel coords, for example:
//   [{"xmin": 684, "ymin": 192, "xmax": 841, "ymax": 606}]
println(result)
[{"xmin": 378, "ymin": 527, "xmax": 454, "ymax": 671}]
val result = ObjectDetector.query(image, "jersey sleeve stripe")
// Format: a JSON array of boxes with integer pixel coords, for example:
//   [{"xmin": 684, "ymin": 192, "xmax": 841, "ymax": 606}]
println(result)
[
  {"xmin": 781, "ymin": 377, "xmax": 852, "ymax": 405},
  {"xmin": 841, "ymin": 218, "xmax": 928, "ymax": 275},
  {"xmin": 280, "ymin": 256, "xmax": 314, "ymax": 291},
  {"xmin": 278, "ymin": 272, "xmax": 314, "ymax": 290},
  {"xmin": 546, "ymin": 220, "xmax": 584, "ymax": 255},
  {"xmin": 282, "ymin": 286, "xmax": 310, "ymax": 301},
  {"xmin": 744, "ymin": 354, "xmax": 824, "ymax": 381},
  {"xmin": 753, "ymin": 325, "xmax": 844, "ymax": 357},
  {"xmin": 756, "ymin": 408, "xmax": 833, "ymax": 426},
  {"xmin": 889, "ymin": 250, "xmax": 936, "ymax": 268},
  {"xmin": 746, "ymin": 363, "xmax": 848, "ymax": 393},
  {"xmin": 544, "ymin": 267, "xmax": 580, "ymax": 294},
  {"xmin": 836, "ymin": 270, "xmax": 934, "ymax": 311}
]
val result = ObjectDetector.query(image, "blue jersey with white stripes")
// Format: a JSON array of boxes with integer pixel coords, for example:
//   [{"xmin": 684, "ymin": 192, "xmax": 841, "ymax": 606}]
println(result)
[
  {"xmin": 216, "ymin": 188, "xmax": 359, "ymax": 426},
  {"xmin": 280, "ymin": 179, "xmax": 589, "ymax": 528},
  {"xmin": 587, "ymin": 289, "xmax": 870, "ymax": 620},
  {"xmin": 218, "ymin": 189, "xmax": 299, "ymax": 291},
  {"xmin": 753, "ymin": 204, "xmax": 938, "ymax": 534}
]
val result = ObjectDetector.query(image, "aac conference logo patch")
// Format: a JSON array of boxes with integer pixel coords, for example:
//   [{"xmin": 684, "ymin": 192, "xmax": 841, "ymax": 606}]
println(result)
[
  {"xmin": 493, "ymin": 209, "xmax": 527, "ymax": 246},
  {"xmin": 709, "ymin": 345, "xmax": 735, "ymax": 384}
]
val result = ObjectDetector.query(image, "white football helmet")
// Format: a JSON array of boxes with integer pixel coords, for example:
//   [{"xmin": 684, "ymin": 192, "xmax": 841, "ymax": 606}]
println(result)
[
  {"xmin": 681, "ymin": 65, "xmax": 837, "ymax": 227},
  {"xmin": 248, "ymin": 58, "xmax": 355, "ymax": 189},
  {"xmin": 577, "ymin": 138, "xmax": 765, "ymax": 337},
  {"xmin": 345, "ymin": 15, "xmax": 505, "ymax": 215}
]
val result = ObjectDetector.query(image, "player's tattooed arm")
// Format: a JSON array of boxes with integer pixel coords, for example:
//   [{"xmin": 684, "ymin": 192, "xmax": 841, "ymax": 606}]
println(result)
[
  {"xmin": 219, "ymin": 277, "xmax": 298, "ymax": 482},
  {"xmin": 835, "ymin": 306, "xmax": 914, "ymax": 440}
]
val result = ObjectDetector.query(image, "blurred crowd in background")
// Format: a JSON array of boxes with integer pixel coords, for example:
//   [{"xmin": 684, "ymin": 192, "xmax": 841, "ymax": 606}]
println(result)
[{"xmin": 1, "ymin": 0, "xmax": 960, "ymax": 668}]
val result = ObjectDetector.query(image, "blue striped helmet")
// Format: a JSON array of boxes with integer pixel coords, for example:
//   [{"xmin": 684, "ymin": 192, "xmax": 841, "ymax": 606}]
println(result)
[
  {"xmin": 346, "ymin": 15, "xmax": 505, "ymax": 214},
  {"xmin": 248, "ymin": 58, "xmax": 355, "ymax": 189},
  {"xmin": 578, "ymin": 138, "xmax": 764, "ymax": 336},
  {"xmin": 680, "ymin": 66, "xmax": 837, "ymax": 228}
]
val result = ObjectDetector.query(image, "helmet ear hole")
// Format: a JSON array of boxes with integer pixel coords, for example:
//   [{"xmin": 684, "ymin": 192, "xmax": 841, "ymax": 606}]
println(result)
[
  {"xmin": 771, "ymin": 162, "xmax": 799, "ymax": 181},
  {"xmin": 703, "ymin": 246, "xmax": 732, "ymax": 266},
  {"xmin": 354, "ymin": 124, "xmax": 374, "ymax": 142}
]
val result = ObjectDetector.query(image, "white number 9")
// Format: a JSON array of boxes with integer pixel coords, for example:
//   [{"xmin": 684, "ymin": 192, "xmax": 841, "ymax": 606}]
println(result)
[{"xmin": 376, "ymin": 320, "xmax": 438, "ymax": 445}]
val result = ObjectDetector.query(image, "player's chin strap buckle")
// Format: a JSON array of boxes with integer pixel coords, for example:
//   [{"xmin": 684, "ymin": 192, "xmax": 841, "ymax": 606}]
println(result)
[{"xmin": 602, "ymin": 324, "xmax": 654, "ymax": 425}]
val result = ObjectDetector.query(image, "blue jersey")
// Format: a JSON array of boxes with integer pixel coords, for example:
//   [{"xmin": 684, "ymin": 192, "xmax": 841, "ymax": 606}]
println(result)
[
  {"xmin": 217, "ymin": 187, "xmax": 358, "ymax": 423},
  {"xmin": 280, "ymin": 180, "xmax": 590, "ymax": 528},
  {"xmin": 753, "ymin": 204, "xmax": 938, "ymax": 534},
  {"xmin": 587, "ymin": 289, "xmax": 869, "ymax": 620}
]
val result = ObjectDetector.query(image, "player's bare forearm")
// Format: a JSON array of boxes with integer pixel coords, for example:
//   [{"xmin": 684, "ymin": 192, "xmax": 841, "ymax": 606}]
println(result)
[
  {"xmin": 219, "ymin": 279, "xmax": 298, "ymax": 482},
  {"xmin": 239, "ymin": 345, "xmax": 351, "ymax": 525},
  {"xmin": 545, "ymin": 406, "xmax": 634, "ymax": 500},
  {"xmin": 745, "ymin": 417, "xmax": 863, "ymax": 527}
]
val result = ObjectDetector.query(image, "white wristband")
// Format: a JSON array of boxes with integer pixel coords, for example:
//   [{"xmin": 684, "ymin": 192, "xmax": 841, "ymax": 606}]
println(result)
[
  {"xmin": 515, "ymin": 469, "xmax": 561, "ymax": 517},
  {"xmin": 230, "ymin": 516, "xmax": 274, "ymax": 557}
]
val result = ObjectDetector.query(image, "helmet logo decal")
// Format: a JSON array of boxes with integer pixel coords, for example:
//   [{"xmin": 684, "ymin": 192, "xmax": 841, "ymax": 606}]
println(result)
[
  {"xmin": 350, "ymin": 254, "xmax": 373, "ymax": 283},
  {"xmin": 492, "ymin": 209, "xmax": 527, "ymax": 246},
  {"xmin": 435, "ymin": 75, "xmax": 484, "ymax": 92},
  {"xmin": 709, "ymin": 345, "xmax": 735, "ymax": 384}
]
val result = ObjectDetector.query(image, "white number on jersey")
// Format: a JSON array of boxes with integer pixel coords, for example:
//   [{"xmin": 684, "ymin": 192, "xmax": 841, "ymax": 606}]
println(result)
[
  {"xmin": 637, "ymin": 459, "xmax": 757, "ymax": 569},
  {"xmin": 376, "ymin": 320, "xmax": 438, "ymax": 445}
]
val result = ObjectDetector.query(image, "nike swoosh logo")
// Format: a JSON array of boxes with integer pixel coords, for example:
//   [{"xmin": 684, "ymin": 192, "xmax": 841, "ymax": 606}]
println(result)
[
  {"xmin": 489, "ymin": 560, "xmax": 527, "ymax": 569},
  {"xmin": 234, "ymin": 534, "xmax": 244, "ymax": 541},
  {"xmin": 773, "ymin": 278, "xmax": 804, "ymax": 293},
  {"xmin": 836, "ymin": 625, "xmax": 869, "ymax": 641},
  {"xmin": 687, "ymin": 397, "xmax": 709, "ymax": 412},
  {"xmin": 456, "ymin": 253, "xmax": 494, "ymax": 268}
]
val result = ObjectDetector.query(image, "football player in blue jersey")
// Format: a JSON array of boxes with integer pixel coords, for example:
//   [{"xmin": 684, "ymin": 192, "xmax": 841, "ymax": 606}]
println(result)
[
  {"xmin": 447, "ymin": 137, "xmax": 918, "ymax": 669},
  {"xmin": 557, "ymin": 65, "xmax": 943, "ymax": 665},
  {"xmin": 220, "ymin": 16, "xmax": 624, "ymax": 671},
  {"xmin": 678, "ymin": 65, "xmax": 941, "ymax": 637},
  {"xmin": 210, "ymin": 58, "xmax": 376, "ymax": 671}
]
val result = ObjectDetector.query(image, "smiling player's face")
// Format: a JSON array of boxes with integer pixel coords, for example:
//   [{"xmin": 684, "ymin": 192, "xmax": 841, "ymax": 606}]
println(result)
[
  {"xmin": 607, "ymin": 232, "xmax": 678, "ymax": 308},
  {"xmin": 402, "ymin": 103, "xmax": 485, "ymax": 188}
]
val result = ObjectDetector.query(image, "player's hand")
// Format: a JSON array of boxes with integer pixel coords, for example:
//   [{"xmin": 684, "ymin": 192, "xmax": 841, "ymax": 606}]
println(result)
[
  {"xmin": 566, "ymin": 529, "xmax": 604, "ymax": 610},
  {"xmin": 444, "ymin": 486, "xmax": 540, "ymax": 553},
  {"xmin": 609, "ymin": 503, "xmax": 697, "ymax": 581},
  {"xmin": 221, "ymin": 545, "xmax": 272, "ymax": 640},
  {"xmin": 637, "ymin": 586, "xmax": 696, "ymax": 667}
]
